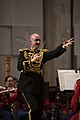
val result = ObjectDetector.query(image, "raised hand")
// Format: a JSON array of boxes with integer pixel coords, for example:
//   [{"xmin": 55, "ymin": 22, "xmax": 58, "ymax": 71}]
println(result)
[{"xmin": 62, "ymin": 38, "xmax": 74, "ymax": 48}]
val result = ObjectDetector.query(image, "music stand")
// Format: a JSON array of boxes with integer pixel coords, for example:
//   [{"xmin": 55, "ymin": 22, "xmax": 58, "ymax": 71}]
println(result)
[{"xmin": 57, "ymin": 69, "xmax": 80, "ymax": 120}]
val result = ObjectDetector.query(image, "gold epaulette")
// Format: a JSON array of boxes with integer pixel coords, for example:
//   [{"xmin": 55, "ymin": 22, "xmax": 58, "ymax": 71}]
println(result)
[
  {"xmin": 40, "ymin": 49, "xmax": 48, "ymax": 52},
  {"xmin": 19, "ymin": 48, "xmax": 48, "ymax": 52},
  {"xmin": 19, "ymin": 48, "xmax": 29, "ymax": 52}
]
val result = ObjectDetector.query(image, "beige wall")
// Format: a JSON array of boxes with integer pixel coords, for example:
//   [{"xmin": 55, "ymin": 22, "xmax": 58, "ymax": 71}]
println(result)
[
  {"xmin": 0, "ymin": 0, "xmax": 43, "ymax": 84},
  {"xmin": 43, "ymin": 0, "xmax": 71, "ymax": 86}
]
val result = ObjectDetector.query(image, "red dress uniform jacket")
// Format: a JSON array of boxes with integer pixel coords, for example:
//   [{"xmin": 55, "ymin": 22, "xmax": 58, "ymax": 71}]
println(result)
[{"xmin": 70, "ymin": 79, "xmax": 80, "ymax": 120}]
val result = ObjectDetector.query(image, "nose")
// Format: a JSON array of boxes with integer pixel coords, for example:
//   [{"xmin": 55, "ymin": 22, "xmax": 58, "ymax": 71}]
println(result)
[{"xmin": 37, "ymin": 40, "xmax": 40, "ymax": 43}]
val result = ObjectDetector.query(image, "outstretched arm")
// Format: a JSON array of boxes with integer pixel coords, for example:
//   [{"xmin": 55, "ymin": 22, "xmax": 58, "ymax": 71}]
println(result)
[{"xmin": 62, "ymin": 38, "xmax": 74, "ymax": 48}]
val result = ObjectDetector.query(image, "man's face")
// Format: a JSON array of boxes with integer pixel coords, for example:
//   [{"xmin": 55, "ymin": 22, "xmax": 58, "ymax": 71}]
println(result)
[{"xmin": 30, "ymin": 33, "xmax": 41, "ymax": 49}]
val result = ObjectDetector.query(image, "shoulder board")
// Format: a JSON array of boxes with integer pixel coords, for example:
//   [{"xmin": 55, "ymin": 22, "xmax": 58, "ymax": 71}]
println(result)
[
  {"xmin": 19, "ymin": 48, "xmax": 30, "ymax": 52},
  {"xmin": 40, "ymin": 49, "xmax": 48, "ymax": 52}
]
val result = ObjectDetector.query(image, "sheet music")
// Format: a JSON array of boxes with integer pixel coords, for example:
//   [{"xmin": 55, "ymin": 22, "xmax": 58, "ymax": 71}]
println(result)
[
  {"xmin": 63, "ymin": 73, "xmax": 80, "ymax": 90},
  {"xmin": 57, "ymin": 69, "xmax": 80, "ymax": 91}
]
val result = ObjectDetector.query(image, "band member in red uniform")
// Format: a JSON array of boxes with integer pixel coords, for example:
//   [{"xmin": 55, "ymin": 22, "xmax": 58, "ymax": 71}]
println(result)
[
  {"xmin": 0, "ymin": 86, "xmax": 12, "ymax": 120},
  {"xmin": 0, "ymin": 76, "xmax": 17, "ymax": 120},
  {"xmin": 17, "ymin": 33, "xmax": 74, "ymax": 120},
  {"xmin": 70, "ymin": 79, "xmax": 80, "ymax": 120}
]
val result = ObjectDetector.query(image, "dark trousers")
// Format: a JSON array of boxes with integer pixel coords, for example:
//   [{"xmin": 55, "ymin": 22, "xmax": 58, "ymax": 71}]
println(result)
[
  {"xmin": 15, "ymin": 109, "xmax": 28, "ymax": 120},
  {"xmin": 17, "ymin": 92, "xmax": 44, "ymax": 120},
  {"xmin": 0, "ymin": 109, "xmax": 13, "ymax": 120},
  {"xmin": 24, "ymin": 92, "xmax": 44, "ymax": 120},
  {"xmin": 15, "ymin": 107, "xmax": 43, "ymax": 120}
]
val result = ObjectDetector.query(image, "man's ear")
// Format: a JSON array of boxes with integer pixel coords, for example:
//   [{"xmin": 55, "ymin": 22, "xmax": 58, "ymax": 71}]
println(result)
[{"xmin": 29, "ymin": 40, "xmax": 32, "ymax": 45}]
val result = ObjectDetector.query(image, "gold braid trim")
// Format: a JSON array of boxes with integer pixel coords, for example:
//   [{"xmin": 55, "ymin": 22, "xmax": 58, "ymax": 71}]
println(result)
[
  {"xmin": 19, "ymin": 48, "xmax": 29, "ymax": 52},
  {"xmin": 23, "ymin": 61, "xmax": 30, "ymax": 73},
  {"xmin": 22, "ymin": 92, "xmax": 32, "ymax": 120},
  {"xmin": 23, "ymin": 61, "xmax": 26, "ymax": 72},
  {"xmin": 22, "ymin": 48, "xmax": 48, "ymax": 74},
  {"xmin": 28, "ymin": 51, "xmax": 44, "ymax": 74}
]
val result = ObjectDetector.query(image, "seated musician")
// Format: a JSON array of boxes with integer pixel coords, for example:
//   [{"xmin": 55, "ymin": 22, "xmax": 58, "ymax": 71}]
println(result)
[
  {"xmin": 0, "ymin": 85, "xmax": 13, "ymax": 120},
  {"xmin": 4, "ymin": 76, "xmax": 29, "ymax": 120},
  {"xmin": 70, "ymin": 79, "xmax": 80, "ymax": 120},
  {"xmin": 3, "ymin": 76, "xmax": 30, "ymax": 120},
  {"xmin": 0, "ymin": 76, "xmax": 17, "ymax": 120}
]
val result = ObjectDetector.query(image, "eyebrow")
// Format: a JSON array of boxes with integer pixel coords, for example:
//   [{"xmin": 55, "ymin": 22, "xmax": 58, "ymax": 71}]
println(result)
[{"xmin": 34, "ymin": 39, "xmax": 41, "ymax": 41}]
